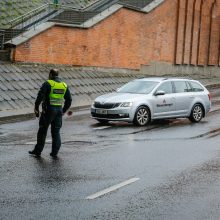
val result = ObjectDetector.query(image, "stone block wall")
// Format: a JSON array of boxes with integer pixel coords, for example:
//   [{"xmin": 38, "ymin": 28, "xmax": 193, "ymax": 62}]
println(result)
[{"xmin": 0, "ymin": 63, "xmax": 137, "ymax": 113}]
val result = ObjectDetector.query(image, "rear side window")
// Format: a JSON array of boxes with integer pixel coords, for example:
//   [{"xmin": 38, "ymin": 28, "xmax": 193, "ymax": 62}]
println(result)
[
  {"xmin": 173, "ymin": 81, "xmax": 190, "ymax": 93},
  {"xmin": 156, "ymin": 81, "xmax": 173, "ymax": 94},
  {"xmin": 189, "ymin": 81, "xmax": 204, "ymax": 92}
]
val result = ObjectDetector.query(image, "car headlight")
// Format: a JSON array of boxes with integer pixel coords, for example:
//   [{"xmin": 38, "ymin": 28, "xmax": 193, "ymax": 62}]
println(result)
[{"xmin": 120, "ymin": 102, "xmax": 133, "ymax": 107}]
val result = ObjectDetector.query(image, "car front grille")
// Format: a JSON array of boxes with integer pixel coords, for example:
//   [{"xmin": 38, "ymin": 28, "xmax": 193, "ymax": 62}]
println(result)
[{"xmin": 94, "ymin": 102, "xmax": 120, "ymax": 109}]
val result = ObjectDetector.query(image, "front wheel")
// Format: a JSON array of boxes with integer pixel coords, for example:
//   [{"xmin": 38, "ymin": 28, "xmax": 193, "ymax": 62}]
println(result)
[
  {"xmin": 133, "ymin": 106, "xmax": 150, "ymax": 126},
  {"xmin": 189, "ymin": 104, "xmax": 203, "ymax": 123}
]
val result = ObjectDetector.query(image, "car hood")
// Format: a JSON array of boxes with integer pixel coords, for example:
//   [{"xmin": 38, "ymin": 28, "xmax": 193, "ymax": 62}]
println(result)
[{"xmin": 95, "ymin": 92, "xmax": 149, "ymax": 103}]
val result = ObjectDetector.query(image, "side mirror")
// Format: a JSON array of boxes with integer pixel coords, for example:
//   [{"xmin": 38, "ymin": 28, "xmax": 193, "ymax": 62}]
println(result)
[{"xmin": 155, "ymin": 90, "xmax": 165, "ymax": 96}]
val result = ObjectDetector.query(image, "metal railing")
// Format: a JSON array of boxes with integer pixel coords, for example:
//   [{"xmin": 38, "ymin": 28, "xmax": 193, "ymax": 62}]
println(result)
[
  {"xmin": 0, "ymin": 29, "xmax": 25, "ymax": 48},
  {"xmin": 1, "ymin": 0, "xmax": 118, "ymax": 47},
  {"xmin": 5, "ymin": 3, "xmax": 62, "ymax": 45},
  {"xmin": 1, "ymin": 2, "xmax": 100, "ymax": 46},
  {"xmin": 9, "ymin": 3, "xmax": 58, "ymax": 29}
]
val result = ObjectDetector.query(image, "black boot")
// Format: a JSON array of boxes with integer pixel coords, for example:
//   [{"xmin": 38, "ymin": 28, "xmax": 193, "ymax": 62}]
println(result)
[
  {"xmin": 50, "ymin": 152, "xmax": 58, "ymax": 158},
  {"xmin": 29, "ymin": 150, "xmax": 41, "ymax": 157}
]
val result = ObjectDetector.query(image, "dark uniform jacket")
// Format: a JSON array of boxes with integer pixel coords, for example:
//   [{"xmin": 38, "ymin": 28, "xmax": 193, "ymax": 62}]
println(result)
[{"xmin": 35, "ymin": 77, "xmax": 72, "ymax": 114}]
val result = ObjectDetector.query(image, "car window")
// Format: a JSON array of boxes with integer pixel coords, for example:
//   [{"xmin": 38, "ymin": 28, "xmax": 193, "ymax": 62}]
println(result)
[
  {"xmin": 173, "ymin": 81, "xmax": 189, "ymax": 93},
  {"xmin": 189, "ymin": 81, "xmax": 204, "ymax": 92},
  {"xmin": 117, "ymin": 80, "xmax": 159, "ymax": 94},
  {"xmin": 156, "ymin": 81, "xmax": 173, "ymax": 94}
]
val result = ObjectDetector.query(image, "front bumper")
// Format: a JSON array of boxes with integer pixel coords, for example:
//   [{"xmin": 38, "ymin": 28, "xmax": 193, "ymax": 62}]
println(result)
[{"xmin": 91, "ymin": 107, "xmax": 132, "ymax": 121}]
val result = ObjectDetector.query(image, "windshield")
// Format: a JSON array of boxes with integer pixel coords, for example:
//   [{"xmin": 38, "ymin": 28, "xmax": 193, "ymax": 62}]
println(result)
[{"xmin": 117, "ymin": 80, "xmax": 159, "ymax": 94}]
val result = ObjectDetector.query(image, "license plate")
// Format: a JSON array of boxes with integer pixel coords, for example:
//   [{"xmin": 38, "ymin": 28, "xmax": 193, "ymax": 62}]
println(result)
[{"xmin": 96, "ymin": 109, "xmax": 108, "ymax": 114}]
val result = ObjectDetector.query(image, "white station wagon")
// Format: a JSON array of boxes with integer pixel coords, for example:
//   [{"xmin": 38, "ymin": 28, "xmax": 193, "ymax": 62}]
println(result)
[{"xmin": 91, "ymin": 77, "xmax": 211, "ymax": 126}]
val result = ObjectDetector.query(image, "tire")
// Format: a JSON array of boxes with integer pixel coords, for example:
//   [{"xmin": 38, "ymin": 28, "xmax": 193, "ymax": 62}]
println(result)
[
  {"xmin": 133, "ymin": 106, "xmax": 150, "ymax": 126},
  {"xmin": 189, "ymin": 104, "xmax": 204, "ymax": 123},
  {"xmin": 97, "ymin": 119, "xmax": 109, "ymax": 124}
]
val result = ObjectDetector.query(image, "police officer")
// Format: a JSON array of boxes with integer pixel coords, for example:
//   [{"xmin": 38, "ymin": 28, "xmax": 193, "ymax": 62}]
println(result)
[{"xmin": 29, "ymin": 69, "xmax": 72, "ymax": 158}]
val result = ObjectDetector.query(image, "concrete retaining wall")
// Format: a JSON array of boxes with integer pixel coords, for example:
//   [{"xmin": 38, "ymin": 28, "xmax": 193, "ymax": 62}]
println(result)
[{"xmin": 141, "ymin": 62, "xmax": 220, "ymax": 79}]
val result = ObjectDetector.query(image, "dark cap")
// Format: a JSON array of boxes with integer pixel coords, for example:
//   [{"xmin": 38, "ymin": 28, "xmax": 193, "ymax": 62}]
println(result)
[{"xmin": 50, "ymin": 69, "xmax": 59, "ymax": 77}]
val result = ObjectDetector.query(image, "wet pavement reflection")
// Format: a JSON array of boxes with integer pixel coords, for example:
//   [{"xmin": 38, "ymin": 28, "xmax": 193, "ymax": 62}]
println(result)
[{"xmin": 1, "ymin": 109, "xmax": 220, "ymax": 219}]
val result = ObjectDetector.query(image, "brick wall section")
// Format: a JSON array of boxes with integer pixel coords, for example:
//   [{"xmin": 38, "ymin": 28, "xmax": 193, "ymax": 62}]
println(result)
[
  {"xmin": 209, "ymin": 2, "xmax": 220, "ymax": 65},
  {"xmin": 14, "ymin": 0, "xmax": 177, "ymax": 69},
  {"xmin": 191, "ymin": 0, "xmax": 202, "ymax": 65},
  {"xmin": 13, "ymin": 0, "xmax": 220, "ymax": 69},
  {"xmin": 198, "ymin": 0, "xmax": 213, "ymax": 65},
  {"xmin": 184, "ymin": 0, "xmax": 194, "ymax": 64},
  {"xmin": 175, "ymin": 0, "xmax": 187, "ymax": 64},
  {"xmin": 176, "ymin": 0, "xmax": 220, "ymax": 66}
]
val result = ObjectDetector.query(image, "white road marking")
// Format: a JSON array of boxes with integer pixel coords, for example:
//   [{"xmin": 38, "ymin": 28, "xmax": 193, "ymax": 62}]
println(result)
[
  {"xmin": 93, "ymin": 126, "xmax": 111, "ymax": 130},
  {"xmin": 86, "ymin": 177, "xmax": 140, "ymax": 200}
]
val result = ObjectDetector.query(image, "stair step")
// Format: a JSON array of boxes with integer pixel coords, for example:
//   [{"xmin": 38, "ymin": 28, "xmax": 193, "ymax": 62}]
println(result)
[
  {"xmin": 50, "ymin": 10, "xmax": 100, "ymax": 25},
  {"xmin": 119, "ymin": 0, "xmax": 153, "ymax": 8}
]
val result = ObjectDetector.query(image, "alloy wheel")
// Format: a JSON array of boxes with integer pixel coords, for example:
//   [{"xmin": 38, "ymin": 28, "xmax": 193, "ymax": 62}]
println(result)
[
  {"xmin": 189, "ymin": 104, "xmax": 203, "ymax": 123},
  {"xmin": 193, "ymin": 105, "xmax": 203, "ymax": 121},
  {"xmin": 135, "ymin": 107, "xmax": 150, "ymax": 126}
]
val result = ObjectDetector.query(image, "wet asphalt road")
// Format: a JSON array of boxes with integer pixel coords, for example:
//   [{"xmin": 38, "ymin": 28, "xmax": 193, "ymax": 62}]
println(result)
[{"xmin": 1, "ymin": 107, "xmax": 220, "ymax": 219}]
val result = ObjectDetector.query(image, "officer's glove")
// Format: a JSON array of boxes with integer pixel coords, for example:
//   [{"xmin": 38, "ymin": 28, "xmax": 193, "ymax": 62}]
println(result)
[{"xmin": 67, "ymin": 111, "xmax": 73, "ymax": 116}]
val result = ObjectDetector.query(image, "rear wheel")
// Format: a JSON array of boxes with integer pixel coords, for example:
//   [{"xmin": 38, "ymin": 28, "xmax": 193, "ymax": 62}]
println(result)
[
  {"xmin": 133, "ymin": 106, "xmax": 150, "ymax": 126},
  {"xmin": 189, "ymin": 104, "xmax": 203, "ymax": 123}
]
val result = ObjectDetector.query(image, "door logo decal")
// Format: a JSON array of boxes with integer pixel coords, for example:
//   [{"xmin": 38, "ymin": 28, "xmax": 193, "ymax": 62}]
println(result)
[{"xmin": 157, "ymin": 99, "xmax": 173, "ymax": 107}]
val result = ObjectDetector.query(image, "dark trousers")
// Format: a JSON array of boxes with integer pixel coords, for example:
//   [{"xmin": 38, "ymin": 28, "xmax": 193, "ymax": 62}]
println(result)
[{"xmin": 34, "ymin": 107, "xmax": 63, "ymax": 155}]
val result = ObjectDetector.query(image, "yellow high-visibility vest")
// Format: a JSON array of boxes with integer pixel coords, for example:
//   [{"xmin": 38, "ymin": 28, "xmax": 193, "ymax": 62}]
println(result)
[{"xmin": 47, "ymin": 80, "xmax": 67, "ymax": 106}]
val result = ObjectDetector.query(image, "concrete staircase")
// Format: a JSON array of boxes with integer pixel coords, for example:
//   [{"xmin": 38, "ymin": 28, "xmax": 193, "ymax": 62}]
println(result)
[
  {"xmin": 50, "ymin": 0, "xmax": 120, "ymax": 25},
  {"xmin": 50, "ymin": 10, "xmax": 100, "ymax": 25}
]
